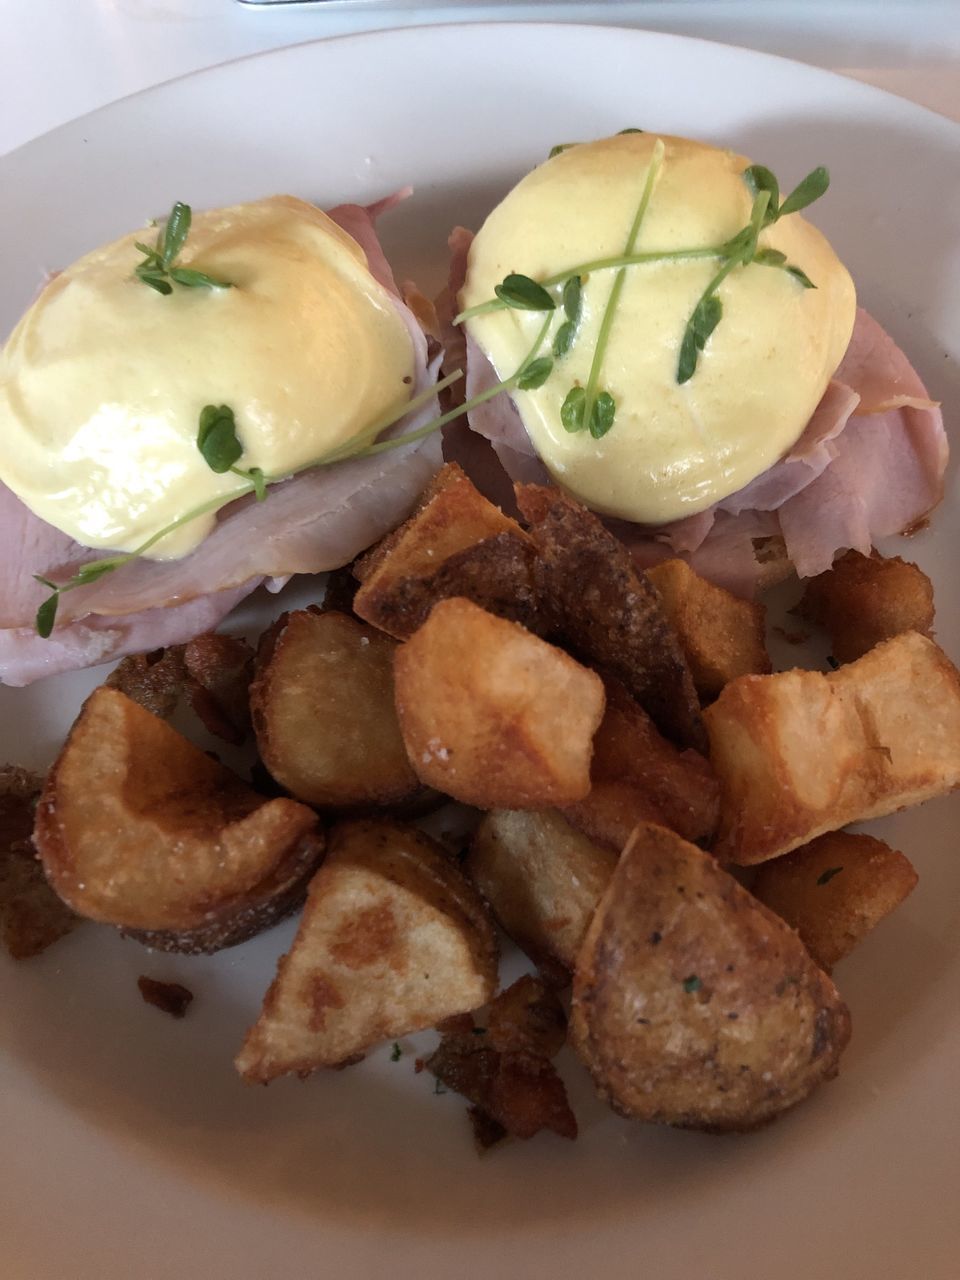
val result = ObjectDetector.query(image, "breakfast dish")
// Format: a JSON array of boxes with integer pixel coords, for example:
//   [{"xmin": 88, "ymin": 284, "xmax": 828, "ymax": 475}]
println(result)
[
  {"xmin": 451, "ymin": 133, "xmax": 946, "ymax": 595},
  {"xmin": 1, "ymin": 24, "xmax": 960, "ymax": 1280},
  {"xmin": 0, "ymin": 195, "xmax": 443, "ymax": 685}
]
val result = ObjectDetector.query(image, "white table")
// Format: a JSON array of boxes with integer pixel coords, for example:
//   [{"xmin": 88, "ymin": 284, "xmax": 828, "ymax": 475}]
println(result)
[{"xmin": 3, "ymin": 0, "xmax": 960, "ymax": 157}]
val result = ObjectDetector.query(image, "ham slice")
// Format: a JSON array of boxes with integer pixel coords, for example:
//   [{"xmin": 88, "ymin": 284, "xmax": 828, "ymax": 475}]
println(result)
[{"xmin": 0, "ymin": 199, "xmax": 443, "ymax": 685}]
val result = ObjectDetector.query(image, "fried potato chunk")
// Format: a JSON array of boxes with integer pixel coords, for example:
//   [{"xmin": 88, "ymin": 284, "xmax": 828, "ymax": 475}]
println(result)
[
  {"xmin": 395, "ymin": 598, "xmax": 605, "ymax": 808},
  {"xmin": 646, "ymin": 558, "xmax": 771, "ymax": 700},
  {"xmin": 250, "ymin": 610, "xmax": 420, "ymax": 809},
  {"xmin": 181, "ymin": 632, "xmax": 254, "ymax": 745},
  {"xmin": 570, "ymin": 823, "xmax": 851, "ymax": 1132},
  {"xmin": 751, "ymin": 831, "xmax": 918, "ymax": 971},
  {"xmin": 467, "ymin": 810, "xmax": 617, "ymax": 971},
  {"xmin": 235, "ymin": 820, "xmax": 497, "ymax": 1081},
  {"xmin": 34, "ymin": 688, "xmax": 323, "ymax": 954},
  {"xmin": 353, "ymin": 462, "xmax": 538, "ymax": 639},
  {"xmin": 797, "ymin": 549, "xmax": 935, "ymax": 664},
  {"xmin": 0, "ymin": 765, "xmax": 76, "ymax": 959},
  {"xmin": 516, "ymin": 485, "xmax": 704, "ymax": 750},
  {"xmin": 564, "ymin": 677, "xmax": 718, "ymax": 846},
  {"xmin": 426, "ymin": 976, "xmax": 577, "ymax": 1145},
  {"xmin": 706, "ymin": 632, "xmax": 960, "ymax": 864}
]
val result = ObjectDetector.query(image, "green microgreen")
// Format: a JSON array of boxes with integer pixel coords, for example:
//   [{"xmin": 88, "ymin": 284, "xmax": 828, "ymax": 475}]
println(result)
[
  {"xmin": 516, "ymin": 356, "xmax": 554, "ymax": 390},
  {"xmin": 134, "ymin": 202, "xmax": 233, "ymax": 294},
  {"xmin": 494, "ymin": 273, "xmax": 556, "ymax": 312},
  {"xmin": 578, "ymin": 136, "xmax": 666, "ymax": 436},
  {"xmin": 816, "ymin": 866, "xmax": 844, "ymax": 886},
  {"xmin": 390, "ymin": 1042, "xmax": 402, "ymax": 1062}
]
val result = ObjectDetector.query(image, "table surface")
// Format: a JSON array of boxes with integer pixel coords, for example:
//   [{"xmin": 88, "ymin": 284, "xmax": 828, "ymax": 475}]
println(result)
[{"xmin": 3, "ymin": 0, "xmax": 960, "ymax": 157}]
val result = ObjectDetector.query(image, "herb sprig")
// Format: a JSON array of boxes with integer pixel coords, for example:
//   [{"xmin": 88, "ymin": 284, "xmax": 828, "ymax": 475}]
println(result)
[{"xmin": 135, "ymin": 202, "xmax": 233, "ymax": 295}]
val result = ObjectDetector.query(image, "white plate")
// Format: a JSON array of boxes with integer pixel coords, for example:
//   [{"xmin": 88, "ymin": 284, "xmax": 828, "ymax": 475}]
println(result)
[{"xmin": 2, "ymin": 24, "xmax": 959, "ymax": 1280}]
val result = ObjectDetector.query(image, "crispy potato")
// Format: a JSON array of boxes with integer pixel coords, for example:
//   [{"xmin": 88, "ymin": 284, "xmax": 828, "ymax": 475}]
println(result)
[
  {"xmin": 181, "ymin": 632, "xmax": 254, "ymax": 745},
  {"xmin": 706, "ymin": 632, "xmax": 960, "ymax": 864},
  {"xmin": 467, "ymin": 810, "xmax": 617, "ymax": 970},
  {"xmin": 515, "ymin": 484, "xmax": 704, "ymax": 750},
  {"xmin": 34, "ymin": 688, "xmax": 323, "ymax": 954},
  {"xmin": 106, "ymin": 633, "xmax": 254, "ymax": 744},
  {"xmin": 353, "ymin": 462, "xmax": 538, "ymax": 639},
  {"xmin": 426, "ymin": 976, "xmax": 577, "ymax": 1144},
  {"xmin": 395, "ymin": 598, "xmax": 605, "ymax": 808},
  {"xmin": 570, "ymin": 823, "xmax": 851, "ymax": 1132},
  {"xmin": 235, "ymin": 819, "xmax": 497, "ymax": 1081},
  {"xmin": 646, "ymin": 558, "xmax": 771, "ymax": 700},
  {"xmin": 106, "ymin": 646, "xmax": 186, "ymax": 719},
  {"xmin": 251, "ymin": 610, "xmax": 420, "ymax": 809},
  {"xmin": 0, "ymin": 765, "xmax": 76, "ymax": 959},
  {"xmin": 573, "ymin": 677, "xmax": 719, "ymax": 845},
  {"xmin": 751, "ymin": 831, "xmax": 918, "ymax": 970},
  {"xmin": 561, "ymin": 779, "xmax": 664, "ymax": 853},
  {"xmin": 797, "ymin": 549, "xmax": 935, "ymax": 664}
]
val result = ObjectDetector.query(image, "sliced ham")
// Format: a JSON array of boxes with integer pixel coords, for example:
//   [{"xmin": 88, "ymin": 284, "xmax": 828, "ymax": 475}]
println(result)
[{"xmin": 0, "ymin": 198, "xmax": 443, "ymax": 685}]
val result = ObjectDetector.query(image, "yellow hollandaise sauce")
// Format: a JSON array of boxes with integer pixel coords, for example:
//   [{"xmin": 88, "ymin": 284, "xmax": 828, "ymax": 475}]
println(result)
[
  {"xmin": 0, "ymin": 196, "xmax": 416, "ymax": 558},
  {"xmin": 461, "ymin": 133, "xmax": 857, "ymax": 525}
]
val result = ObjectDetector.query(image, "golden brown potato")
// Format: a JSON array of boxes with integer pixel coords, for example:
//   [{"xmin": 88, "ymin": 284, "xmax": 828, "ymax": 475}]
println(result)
[
  {"xmin": 646, "ymin": 558, "xmax": 771, "ymax": 700},
  {"xmin": 516, "ymin": 484, "xmax": 704, "ymax": 751},
  {"xmin": 570, "ymin": 822, "xmax": 851, "ymax": 1132},
  {"xmin": 467, "ymin": 809, "xmax": 617, "ymax": 970},
  {"xmin": 34, "ymin": 688, "xmax": 323, "ymax": 954},
  {"xmin": 250, "ymin": 609, "xmax": 420, "ymax": 809},
  {"xmin": 0, "ymin": 765, "xmax": 76, "ymax": 959},
  {"xmin": 426, "ymin": 976, "xmax": 577, "ymax": 1144},
  {"xmin": 705, "ymin": 632, "xmax": 960, "ymax": 864},
  {"xmin": 181, "ymin": 632, "xmax": 254, "ymax": 745},
  {"xmin": 105, "ymin": 646, "xmax": 186, "ymax": 718},
  {"xmin": 751, "ymin": 831, "xmax": 918, "ymax": 970},
  {"xmin": 797, "ymin": 549, "xmax": 935, "ymax": 664},
  {"xmin": 235, "ymin": 819, "xmax": 497, "ymax": 1081},
  {"xmin": 561, "ymin": 780, "xmax": 663, "ymax": 854},
  {"xmin": 353, "ymin": 462, "xmax": 538, "ymax": 639},
  {"xmin": 576, "ymin": 677, "xmax": 719, "ymax": 845},
  {"xmin": 395, "ymin": 598, "xmax": 605, "ymax": 808}
]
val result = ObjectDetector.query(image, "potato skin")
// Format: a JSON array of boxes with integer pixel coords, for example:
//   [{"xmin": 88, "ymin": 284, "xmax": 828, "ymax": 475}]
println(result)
[{"xmin": 570, "ymin": 823, "xmax": 851, "ymax": 1132}]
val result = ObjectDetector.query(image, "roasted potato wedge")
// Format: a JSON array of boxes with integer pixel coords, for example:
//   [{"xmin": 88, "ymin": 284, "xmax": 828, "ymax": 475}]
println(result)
[
  {"xmin": 0, "ymin": 765, "xmax": 76, "ymax": 959},
  {"xmin": 235, "ymin": 819, "xmax": 497, "ymax": 1081},
  {"xmin": 515, "ymin": 484, "xmax": 704, "ymax": 750},
  {"xmin": 395, "ymin": 598, "xmax": 605, "ymax": 808},
  {"xmin": 797, "ymin": 549, "xmax": 935, "ymax": 664},
  {"xmin": 646, "ymin": 558, "xmax": 771, "ymax": 700},
  {"xmin": 34, "ymin": 688, "xmax": 323, "ymax": 954},
  {"xmin": 574, "ymin": 677, "xmax": 719, "ymax": 845},
  {"xmin": 353, "ymin": 462, "xmax": 538, "ymax": 639},
  {"xmin": 467, "ymin": 810, "xmax": 617, "ymax": 970},
  {"xmin": 706, "ymin": 632, "xmax": 960, "ymax": 864},
  {"xmin": 251, "ymin": 609, "xmax": 420, "ymax": 809},
  {"xmin": 751, "ymin": 831, "xmax": 918, "ymax": 970},
  {"xmin": 570, "ymin": 822, "xmax": 851, "ymax": 1132}
]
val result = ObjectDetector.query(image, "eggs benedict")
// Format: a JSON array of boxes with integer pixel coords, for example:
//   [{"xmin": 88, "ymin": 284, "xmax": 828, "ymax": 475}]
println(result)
[
  {"xmin": 0, "ymin": 194, "xmax": 444, "ymax": 683},
  {"xmin": 453, "ymin": 132, "xmax": 945, "ymax": 592}
]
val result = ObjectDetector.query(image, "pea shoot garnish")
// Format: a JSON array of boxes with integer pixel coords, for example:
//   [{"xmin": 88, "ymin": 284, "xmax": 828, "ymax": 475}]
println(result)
[
  {"xmin": 197, "ymin": 404, "xmax": 266, "ymax": 499},
  {"xmin": 134, "ymin": 202, "xmax": 233, "ymax": 295}
]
